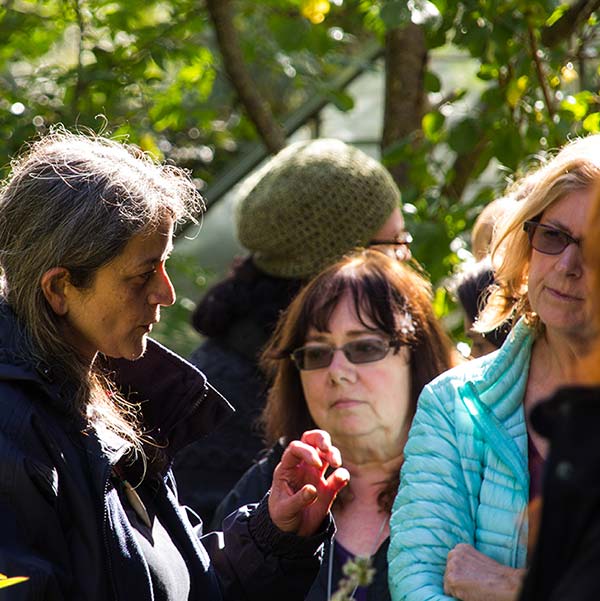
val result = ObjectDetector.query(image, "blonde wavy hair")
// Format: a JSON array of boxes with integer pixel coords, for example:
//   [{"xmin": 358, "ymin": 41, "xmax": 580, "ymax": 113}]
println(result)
[{"xmin": 476, "ymin": 134, "xmax": 600, "ymax": 334}]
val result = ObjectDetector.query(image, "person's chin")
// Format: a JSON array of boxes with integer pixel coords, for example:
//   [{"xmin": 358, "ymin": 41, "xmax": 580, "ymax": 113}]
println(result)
[{"xmin": 126, "ymin": 335, "xmax": 148, "ymax": 361}]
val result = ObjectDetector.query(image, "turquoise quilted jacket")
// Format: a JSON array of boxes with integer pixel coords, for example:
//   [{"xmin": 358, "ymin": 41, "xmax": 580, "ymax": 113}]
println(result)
[{"xmin": 388, "ymin": 318, "xmax": 535, "ymax": 600}]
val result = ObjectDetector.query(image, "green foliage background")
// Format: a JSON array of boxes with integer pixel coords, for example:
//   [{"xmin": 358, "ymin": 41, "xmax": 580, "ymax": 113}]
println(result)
[{"xmin": 1, "ymin": 0, "xmax": 599, "ymax": 355}]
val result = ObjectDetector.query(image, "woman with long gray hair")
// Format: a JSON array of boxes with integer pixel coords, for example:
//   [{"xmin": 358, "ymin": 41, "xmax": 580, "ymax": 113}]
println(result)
[{"xmin": 0, "ymin": 129, "xmax": 348, "ymax": 601}]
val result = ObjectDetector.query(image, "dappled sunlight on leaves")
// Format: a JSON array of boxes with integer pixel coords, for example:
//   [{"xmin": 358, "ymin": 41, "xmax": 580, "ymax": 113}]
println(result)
[{"xmin": 302, "ymin": 0, "xmax": 331, "ymax": 24}]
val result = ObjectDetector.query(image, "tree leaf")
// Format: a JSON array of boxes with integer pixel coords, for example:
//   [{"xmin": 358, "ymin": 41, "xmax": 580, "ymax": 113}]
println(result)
[
  {"xmin": 379, "ymin": 0, "xmax": 412, "ymax": 29},
  {"xmin": 424, "ymin": 70, "xmax": 441, "ymax": 92},
  {"xmin": 583, "ymin": 112, "xmax": 600, "ymax": 133},
  {"xmin": 448, "ymin": 118, "xmax": 480, "ymax": 155},
  {"xmin": 422, "ymin": 111, "xmax": 445, "ymax": 141}
]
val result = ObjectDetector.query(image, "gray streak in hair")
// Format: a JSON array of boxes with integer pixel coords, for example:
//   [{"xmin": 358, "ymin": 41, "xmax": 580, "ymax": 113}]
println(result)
[{"xmin": 0, "ymin": 127, "xmax": 204, "ymax": 454}]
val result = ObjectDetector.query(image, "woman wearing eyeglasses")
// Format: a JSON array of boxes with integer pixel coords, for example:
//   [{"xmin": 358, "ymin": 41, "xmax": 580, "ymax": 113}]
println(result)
[
  {"xmin": 175, "ymin": 139, "xmax": 411, "ymax": 527},
  {"xmin": 518, "ymin": 151, "xmax": 600, "ymax": 601},
  {"xmin": 211, "ymin": 249, "xmax": 456, "ymax": 601},
  {"xmin": 389, "ymin": 134, "xmax": 600, "ymax": 601}
]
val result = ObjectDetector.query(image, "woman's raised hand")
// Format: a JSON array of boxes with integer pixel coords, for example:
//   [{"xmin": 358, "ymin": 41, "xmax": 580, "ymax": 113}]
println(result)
[{"xmin": 268, "ymin": 429, "xmax": 350, "ymax": 537}]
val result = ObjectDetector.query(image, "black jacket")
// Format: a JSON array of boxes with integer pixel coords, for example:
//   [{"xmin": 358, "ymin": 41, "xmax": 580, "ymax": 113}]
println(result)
[
  {"xmin": 174, "ymin": 331, "xmax": 269, "ymax": 524},
  {"xmin": 0, "ymin": 304, "xmax": 330, "ymax": 600},
  {"xmin": 213, "ymin": 444, "xmax": 391, "ymax": 601},
  {"xmin": 175, "ymin": 258, "xmax": 304, "ymax": 525},
  {"xmin": 520, "ymin": 385, "xmax": 600, "ymax": 601}
]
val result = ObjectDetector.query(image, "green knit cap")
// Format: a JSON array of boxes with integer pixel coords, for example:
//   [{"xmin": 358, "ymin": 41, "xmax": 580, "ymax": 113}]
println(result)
[{"xmin": 236, "ymin": 139, "xmax": 401, "ymax": 279}]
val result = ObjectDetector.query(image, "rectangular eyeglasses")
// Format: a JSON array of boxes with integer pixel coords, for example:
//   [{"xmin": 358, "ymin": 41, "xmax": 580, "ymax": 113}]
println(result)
[
  {"xmin": 523, "ymin": 220, "xmax": 582, "ymax": 256},
  {"xmin": 290, "ymin": 338, "xmax": 395, "ymax": 371}
]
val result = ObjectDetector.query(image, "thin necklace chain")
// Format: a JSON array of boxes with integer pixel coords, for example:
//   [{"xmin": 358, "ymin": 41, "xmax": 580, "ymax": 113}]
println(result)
[{"xmin": 326, "ymin": 512, "xmax": 389, "ymax": 601}]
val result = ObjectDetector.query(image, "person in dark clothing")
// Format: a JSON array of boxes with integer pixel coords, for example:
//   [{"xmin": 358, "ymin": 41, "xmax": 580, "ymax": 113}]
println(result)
[
  {"xmin": 212, "ymin": 249, "xmax": 457, "ymax": 601},
  {"xmin": 451, "ymin": 259, "xmax": 510, "ymax": 358},
  {"xmin": 182, "ymin": 257, "xmax": 306, "ymax": 521},
  {"xmin": 519, "ymin": 387, "xmax": 600, "ymax": 601},
  {"xmin": 0, "ymin": 129, "xmax": 349, "ymax": 600},
  {"xmin": 175, "ymin": 138, "xmax": 411, "ymax": 524}
]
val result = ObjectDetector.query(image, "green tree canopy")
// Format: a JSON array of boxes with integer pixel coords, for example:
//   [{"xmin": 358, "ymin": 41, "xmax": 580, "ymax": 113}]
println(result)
[{"xmin": 1, "ymin": 0, "xmax": 599, "ymax": 353}]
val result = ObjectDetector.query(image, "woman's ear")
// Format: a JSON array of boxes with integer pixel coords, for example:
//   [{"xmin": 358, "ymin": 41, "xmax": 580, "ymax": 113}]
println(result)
[{"xmin": 40, "ymin": 267, "xmax": 70, "ymax": 316}]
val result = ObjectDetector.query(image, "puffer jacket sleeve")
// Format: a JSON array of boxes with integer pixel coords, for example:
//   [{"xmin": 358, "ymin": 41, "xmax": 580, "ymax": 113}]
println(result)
[{"xmin": 388, "ymin": 381, "xmax": 475, "ymax": 601}]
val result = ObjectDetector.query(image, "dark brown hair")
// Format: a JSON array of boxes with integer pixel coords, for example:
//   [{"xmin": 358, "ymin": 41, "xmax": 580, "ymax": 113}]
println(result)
[{"xmin": 260, "ymin": 249, "xmax": 457, "ymax": 509}]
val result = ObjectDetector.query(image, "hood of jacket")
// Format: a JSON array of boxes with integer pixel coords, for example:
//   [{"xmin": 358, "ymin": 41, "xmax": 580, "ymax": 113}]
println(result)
[
  {"xmin": 109, "ymin": 337, "xmax": 234, "ymax": 457},
  {"xmin": 0, "ymin": 302, "xmax": 75, "ymax": 407}
]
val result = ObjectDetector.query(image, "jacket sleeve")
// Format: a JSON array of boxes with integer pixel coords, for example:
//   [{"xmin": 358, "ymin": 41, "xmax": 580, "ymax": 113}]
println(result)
[
  {"xmin": 0, "ymin": 414, "xmax": 73, "ymax": 600},
  {"xmin": 388, "ymin": 383, "xmax": 475, "ymax": 601},
  {"xmin": 202, "ymin": 495, "xmax": 333, "ymax": 601}
]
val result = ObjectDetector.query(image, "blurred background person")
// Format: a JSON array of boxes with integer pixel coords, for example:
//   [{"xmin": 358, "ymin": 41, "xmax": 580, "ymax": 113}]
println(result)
[
  {"xmin": 212, "ymin": 249, "xmax": 457, "ymax": 600},
  {"xmin": 451, "ymin": 259, "xmax": 510, "ymax": 358},
  {"xmin": 389, "ymin": 133, "xmax": 600, "ymax": 601},
  {"xmin": 471, "ymin": 195, "xmax": 518, "ymax": 261},
  {"xmin": 174, "ymin": 138, "xmax": 411, "ymax": 524},
  {"xmin": 470, "ymin": 171, "xmax": 545, "ymax": 262}
]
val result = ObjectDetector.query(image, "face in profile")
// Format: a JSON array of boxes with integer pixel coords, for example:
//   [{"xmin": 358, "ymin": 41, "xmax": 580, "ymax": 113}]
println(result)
[
  {"xmin": 61, "ymin": 215, "xmax": 176, "ymax": 362},
  {"xmin": 527, "ymin": 189, "xmax": 591, "ymax": 341},
  {"xmin": 298, "ymin": 292, "xmax": 412, "ymax": 454}
]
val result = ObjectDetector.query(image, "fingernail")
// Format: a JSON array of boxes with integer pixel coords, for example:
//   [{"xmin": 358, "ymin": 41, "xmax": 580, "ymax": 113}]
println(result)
[{"xmin": 303, "ymin": 485, "xmax": 317, "ymax": 501}]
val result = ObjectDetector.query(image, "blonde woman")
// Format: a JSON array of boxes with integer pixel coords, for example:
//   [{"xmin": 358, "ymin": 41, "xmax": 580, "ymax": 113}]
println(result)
[
  {"xmin": 518, "ymin": 174, "xmax": 600, "ymax": 601},
  {"xmin": 389, "ymin": 134, "xmax": 600, "ymax": 601}
]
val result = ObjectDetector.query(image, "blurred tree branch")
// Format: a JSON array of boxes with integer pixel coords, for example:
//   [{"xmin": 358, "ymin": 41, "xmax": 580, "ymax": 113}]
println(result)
[
  {"xmin": 528, "ymin": 23, "xmax": 555, "ymax": 119},
  {"xmin": 439, "ymin": 1, "xmax": 600, "ymax": 203},
  {"xmin": 382, "ymin": 23, "xmax": 428, "ymax": 188},
  {"xmin": 206, "ymin": 0, "xmax": 286, "ymax": 154},
  {"xmin": 542, "ymin": 0, "xmax": 600, "ymax": 46},
  {"xmin": 71, "ymin": 0, "xmax": 86, "ymax": 115}
]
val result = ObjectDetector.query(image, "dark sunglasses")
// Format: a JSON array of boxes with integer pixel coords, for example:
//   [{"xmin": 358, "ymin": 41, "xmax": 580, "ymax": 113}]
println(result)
[
  {"xmin": 523, "ymin": 220, "xmax": 582, "ymax": 256},
  {"xmin": 290, "ymin": 337, "xmax": 396, "ymax": 371}
]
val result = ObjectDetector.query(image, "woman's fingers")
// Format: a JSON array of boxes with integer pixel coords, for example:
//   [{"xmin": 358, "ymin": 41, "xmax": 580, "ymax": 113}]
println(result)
[
  {"xmin": 325, "ymin": 467, "xmax": 350, "ymax": 495},
  {"xmin": 300, "ymin": 429, "xmax": 342, "ymax": 468},
  {"xmin": 268, "ymin": 430, "xmax": 349, "ymax": 536},
  {"xmin": 278, "ymin": 440, "xmax": 324, "ymax": 474}
]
